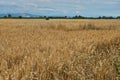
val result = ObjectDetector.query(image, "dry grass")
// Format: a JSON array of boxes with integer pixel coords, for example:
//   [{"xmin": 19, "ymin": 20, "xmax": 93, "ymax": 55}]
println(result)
[
  {"xmin": 0, "ymin": 19, "xmax": 120, "ymax": 80},
  {"xmin": 0, "ymin": 19, "xmax": 120, "ymax": 31}
]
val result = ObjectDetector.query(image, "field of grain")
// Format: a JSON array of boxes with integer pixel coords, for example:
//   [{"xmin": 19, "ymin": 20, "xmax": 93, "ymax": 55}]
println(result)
[{"xmin": 0, "ymin": 19, "xmax": 120, "ymax": 80}]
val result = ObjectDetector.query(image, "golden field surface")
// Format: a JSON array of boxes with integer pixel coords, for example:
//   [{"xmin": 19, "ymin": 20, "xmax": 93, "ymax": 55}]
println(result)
[{"xmin": 0, "ymin": 19, "xmax": 120, "ymax": 80}]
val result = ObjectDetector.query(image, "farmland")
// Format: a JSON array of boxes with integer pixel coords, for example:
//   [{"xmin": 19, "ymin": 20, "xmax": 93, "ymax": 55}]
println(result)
[{"xmin": 0, "ymin": 19, "xmax": 120, "ymax": 80}]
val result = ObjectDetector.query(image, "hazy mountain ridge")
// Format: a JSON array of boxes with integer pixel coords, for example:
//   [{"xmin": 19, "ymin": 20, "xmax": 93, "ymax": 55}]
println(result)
[{"xmin": 0, "ymin": 13, "xmax": 39, "ymax": 17}]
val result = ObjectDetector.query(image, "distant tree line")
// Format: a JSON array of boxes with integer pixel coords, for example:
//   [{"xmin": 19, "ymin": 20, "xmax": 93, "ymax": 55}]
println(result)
[
  {"xmin": 0, "ymin": 14, "xmax": 120, "ymax": 19},
  {"xmin": 2, "ymin": 14, "xmax": 23, "ymax": 19}
]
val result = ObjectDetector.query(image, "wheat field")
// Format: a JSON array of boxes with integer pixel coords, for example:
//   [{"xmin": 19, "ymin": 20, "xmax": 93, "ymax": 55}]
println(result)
[{"xmin": 0, "ymin": 19, "xmax": 120, "ymax": 80}]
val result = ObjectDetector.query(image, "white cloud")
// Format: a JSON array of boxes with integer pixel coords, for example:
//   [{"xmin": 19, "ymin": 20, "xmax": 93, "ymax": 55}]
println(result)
[
  {"xmin": 91, "ymin": 0, "xmax": 120, "ymax": 4},
  {"xmin": 38, "ymin": 8, "xmax": 55, "ymax": 11}
]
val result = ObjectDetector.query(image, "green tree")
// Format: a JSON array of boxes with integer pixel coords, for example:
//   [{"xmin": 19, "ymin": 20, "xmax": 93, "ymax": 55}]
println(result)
[
  {"xmin": 4, "ymin": 16, "xmax": 7, "ymax": 18},
  {"xmin": 8, "ymin": 14, "xmax": 12, "ymax": 18},
  {"xmin": 18, "ymin": 16, "xmax": 22, "ymax": 18}
]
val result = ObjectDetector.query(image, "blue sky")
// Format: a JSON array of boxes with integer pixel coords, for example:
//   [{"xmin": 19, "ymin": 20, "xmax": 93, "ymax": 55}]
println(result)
[{"xmin": 0, "ymin": 0, "xmax": 120, "ymax": 16}]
